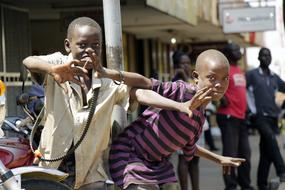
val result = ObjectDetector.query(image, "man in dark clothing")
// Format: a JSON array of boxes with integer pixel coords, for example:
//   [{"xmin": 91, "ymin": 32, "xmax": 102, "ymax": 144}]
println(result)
[
  {"xmin": 217, "ymin": 43, "xmax": 253, "ymax": 190},
  {"xmin": 246, "ymin": 47, "xmax": 285, "ymax": 190}
]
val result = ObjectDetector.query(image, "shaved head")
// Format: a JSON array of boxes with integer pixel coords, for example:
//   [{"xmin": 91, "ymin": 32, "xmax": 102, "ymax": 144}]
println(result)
[
  {"xmin": 195, "ymin": 49, "xmax": 229, "ymax": 73},
  {"xmin": 67, "ymin": 17, "xmax": 102, "ymax": 41}
]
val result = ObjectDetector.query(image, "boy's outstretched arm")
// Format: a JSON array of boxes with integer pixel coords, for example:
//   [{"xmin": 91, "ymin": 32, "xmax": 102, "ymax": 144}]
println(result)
[
  {"xmin": 99, "ymin": 68, "xmax": 152, "ymax": 89},
  {"xmin": 130, "ymin": 86, "xmax": 217, "ymax": 117},
  {"xmin": 195, "ymin": 145, "xmax": 246, "ymax": 175},
  {"xmin": 23, "ymin": 56, "xmax": 88, "ymax": 91},
  {"xmin": 130, "ymin": 88, "xmax": 192, "ymax": 116},
  {"xmin": 90, "ymin": 52, "xmax": 152, "ymax": 89}
]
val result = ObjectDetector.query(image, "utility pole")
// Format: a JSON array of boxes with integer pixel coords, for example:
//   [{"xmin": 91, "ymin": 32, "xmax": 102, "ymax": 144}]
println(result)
[
  {"xmin": 103, "ymin": 0, "xmax": 123, "ymax": 70},
  {"xmin": 103, "ymin": 0, "xmax": 127, "ymax": 135}
]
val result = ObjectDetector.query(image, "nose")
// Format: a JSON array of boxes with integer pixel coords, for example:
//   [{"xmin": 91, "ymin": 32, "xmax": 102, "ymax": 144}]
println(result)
[
  {"xmin": 214, "ymin": 83, "xmax": 221, "ymax": 88},
  {"xmin": 85, "ymin": 47, "xmax": 95, "ymax": 54}
]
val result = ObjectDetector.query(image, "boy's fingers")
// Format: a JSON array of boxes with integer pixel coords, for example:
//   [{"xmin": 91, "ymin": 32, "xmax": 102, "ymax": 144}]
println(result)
[
  {"xmin": 188, "ymin": 110, "xmax": 193, "ymax": 118},
  {"xmin": 70, "ymin": 78, "xmax": 85, "ymax": 88},
  {"xmin": 195, "ymin": 86, "xmax": 210, "ymax": 97},
  {"xmin": 73, "ymin": 66, "xmax": 89, "ymax": 76},
  {"xmin": 69, "ymin": 59, "xmax": 81, "ymax": 67},
  {"xmin": 232, "ymin": 158, "xmax": 246, "ymax": 162},
  {"xmin": 198, "ymin": 88, "xmax": 212, "ymax": 100},
  {"xmin": 89, "ymin": 52, "xmax": 98, "ymax": 66},
  {"xmin": 83, "ymin": 60, "xmax": 89, "ymax": 70}
]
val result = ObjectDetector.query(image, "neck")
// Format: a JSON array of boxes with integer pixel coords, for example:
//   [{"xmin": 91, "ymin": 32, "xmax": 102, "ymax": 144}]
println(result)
[{"xmin": 260, "ymin": 66, "xmax": 270, "ymax": 75}]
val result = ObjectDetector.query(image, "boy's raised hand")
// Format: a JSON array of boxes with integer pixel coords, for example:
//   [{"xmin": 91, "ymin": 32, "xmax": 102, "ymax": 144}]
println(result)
[
  {"xmin": 50, "ymin": 59, "xmax": 89, "ymax": 93},
  {"xmin": 88, "ymin": 52, "xmax": 105, "ymax": 77},
  {"xmin": 183, "ymin": 86, "xmax": 213, "ymax": 117}
]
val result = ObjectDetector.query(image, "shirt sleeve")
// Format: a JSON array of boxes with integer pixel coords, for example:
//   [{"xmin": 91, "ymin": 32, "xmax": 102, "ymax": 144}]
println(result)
[
  {"xmin": 114, "ymin": 83, "xmax": 134, "ymax": 112},
  {"xmin": 37, "ymin": 52, "xmax": 66, "ymax": 65},
  {"xmin": 31, "ymin": 52, "xmax": 66, "ymax": 85},
  {"xmin": 151, "ymin": 78, "xmax": 185, "ymax": 102},
  {"xmin": 276, "ymin": 74, "xmax": 285, "ymax": 93}
]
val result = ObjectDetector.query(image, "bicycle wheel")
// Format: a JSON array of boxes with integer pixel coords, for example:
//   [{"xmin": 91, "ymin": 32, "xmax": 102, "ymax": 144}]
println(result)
[{"xmin": 21, "ymin": 178, "xmax": 72, "ymax": 190}]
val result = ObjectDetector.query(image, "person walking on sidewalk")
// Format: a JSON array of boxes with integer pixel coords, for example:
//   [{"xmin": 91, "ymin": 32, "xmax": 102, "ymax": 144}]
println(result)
[
  {"xmin": 217, "ymin": 43, "xmax": 253, "ymax": 190},
  {"xmin": 246, "ymin": 47, "xmax": 285, "ymax": 190}
]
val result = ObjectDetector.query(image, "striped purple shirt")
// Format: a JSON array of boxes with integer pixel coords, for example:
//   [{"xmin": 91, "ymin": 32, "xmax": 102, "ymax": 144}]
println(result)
[{"xmin": 109, "ymin": 79, "xmax": 205, "ymax": 189}]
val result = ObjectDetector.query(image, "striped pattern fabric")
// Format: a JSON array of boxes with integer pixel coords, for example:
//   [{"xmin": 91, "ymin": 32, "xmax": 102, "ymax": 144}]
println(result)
[{"xmin": 109, "ymin": 79, "xmax": 205, "ymax": 189}]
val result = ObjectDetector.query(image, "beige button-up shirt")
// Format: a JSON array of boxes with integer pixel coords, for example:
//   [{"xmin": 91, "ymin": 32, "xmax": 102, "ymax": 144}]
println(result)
[{"xmin": 35, "ymin": 52, "xmax": 131, "ymax": 189}]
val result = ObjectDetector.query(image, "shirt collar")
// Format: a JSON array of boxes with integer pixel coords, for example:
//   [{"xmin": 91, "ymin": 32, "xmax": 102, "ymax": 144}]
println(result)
[
  {"xmin": 91, "ymin": 73, "xmax": 102, "ymax": 89},
  {"xmin": 258, "ymin": 67, "xmax": 274, "ymax": 76}
]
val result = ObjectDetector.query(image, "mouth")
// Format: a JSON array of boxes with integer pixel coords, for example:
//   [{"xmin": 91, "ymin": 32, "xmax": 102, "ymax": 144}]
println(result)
[{"xmin": 76, "ymin": 59, "xmax": 92, "ymax": 70}]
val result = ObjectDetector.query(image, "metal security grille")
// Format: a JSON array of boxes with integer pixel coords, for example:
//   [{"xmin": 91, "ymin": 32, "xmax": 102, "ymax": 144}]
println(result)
[
  {"xmin": 0, "ymin": 4, "xmax": 31, "ymax": 116},
  {"xmin": 3, "ymin": 6, "xmax": 30, "ymax": 72}
]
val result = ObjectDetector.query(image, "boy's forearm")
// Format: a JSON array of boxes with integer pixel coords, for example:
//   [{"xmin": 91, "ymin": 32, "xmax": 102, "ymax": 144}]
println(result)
[
  {"xmin": 195, "ymin": 145, "xmax": 221, "ymax": 164},
  {"xmin": 23, "ymin": 56, "xmax": 52, "ymax": 84},
  {"xmin": 99, "ymin": 68, "xmax": 152, "ymax": 89},
  {"xmin": 23, "ymin": 56, "xmax": 53, "ymax": 74},
  {"xmin": 133, "ymin": 88, "xmax": 184, "ymax": 112}
]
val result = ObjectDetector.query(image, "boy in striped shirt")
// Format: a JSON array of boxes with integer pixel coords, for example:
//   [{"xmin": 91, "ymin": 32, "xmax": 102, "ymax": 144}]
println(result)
[{"xmin": 95, "ymin": 49, "xmax": 245, "ymax": 190}]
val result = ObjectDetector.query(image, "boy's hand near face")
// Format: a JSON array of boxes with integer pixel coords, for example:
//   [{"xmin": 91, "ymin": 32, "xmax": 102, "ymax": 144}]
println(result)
[
  {"xmin": 88, "ymin": 52, "xmax": 106, "ymax": 77},
  {"xmin": 183, "ymin": 86, "xmax": 213, "ymax": 117},
  {"xmin": 49, "ymin": 59, "xmax": 89, "ymax": 92}
]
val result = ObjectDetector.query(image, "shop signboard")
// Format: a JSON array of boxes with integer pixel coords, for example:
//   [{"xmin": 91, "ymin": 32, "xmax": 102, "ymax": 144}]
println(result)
[{"xmin": 222, "ymin": 6, "xmax": 275, "ymax": 33}]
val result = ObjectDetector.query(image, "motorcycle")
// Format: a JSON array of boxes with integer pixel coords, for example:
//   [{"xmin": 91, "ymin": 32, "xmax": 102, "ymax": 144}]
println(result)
[{"xmin": 0, "ymin": 78, "xmax": 72, "ymax": 190}]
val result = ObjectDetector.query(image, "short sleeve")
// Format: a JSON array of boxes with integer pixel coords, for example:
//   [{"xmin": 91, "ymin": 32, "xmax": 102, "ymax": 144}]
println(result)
[
  {"xmin": 31, "ymin": 52, "xmax": 67, "ymax": 85},
  {"xmin": 114, "ymin": 83, "xmax": 133, "ymax": 112},
  {"xmin": 151, "ymin": 78, "xmax": 186, "ymax": 101},
  {"xmin": 276, "ymin": 74, "xmax": 285, "ymax": 93},
  {"xmin": 38, "ymin": 52, "xmax": 67, "ymax": 65}
]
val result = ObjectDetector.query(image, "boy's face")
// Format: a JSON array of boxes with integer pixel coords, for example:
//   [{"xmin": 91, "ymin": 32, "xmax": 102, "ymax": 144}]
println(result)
[
  {"xmin": 194, "ymin": 60, "xmax": 229, "ymax": 101},
  {"xmin": 65, "ymin": 25, "xmax": 101, "ymax": 70}
]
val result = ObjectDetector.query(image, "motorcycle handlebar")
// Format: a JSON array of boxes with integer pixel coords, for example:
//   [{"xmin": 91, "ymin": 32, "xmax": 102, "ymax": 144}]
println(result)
[
  {"xmin": 16, "ymin": 93, "xmax": 44, "ymax": 106},
  {"xmin": 16, "ymin": 93, "xmax": 30, "ymax": 105}
]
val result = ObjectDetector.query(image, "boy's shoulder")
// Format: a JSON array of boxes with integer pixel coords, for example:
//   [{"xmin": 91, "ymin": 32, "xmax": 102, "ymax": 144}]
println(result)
[{"xmin": 38, "ymin": 52, "xmax": 68, "ymax": 65}]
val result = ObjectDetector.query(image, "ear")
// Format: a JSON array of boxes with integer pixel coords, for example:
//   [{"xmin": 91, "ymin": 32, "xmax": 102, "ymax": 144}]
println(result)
[
  {"xmin": 64, "ymin": 39, "xmax": 71, "ymax": 53},
  {"xmin": 192, "ymin": 71, "xmax": 199, "ymax": 84}
]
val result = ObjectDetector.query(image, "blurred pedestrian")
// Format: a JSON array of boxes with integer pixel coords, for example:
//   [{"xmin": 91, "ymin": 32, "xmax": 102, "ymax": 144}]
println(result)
[
  {"xmin": 246, "ymin": 47, "xmax": 285, "ymax": 190},
  {"xmin": 217, "ymin": 43, "xmax": 253, "ymax": 190},
  {"xmin": 172, "ymin": 51, "xmax": 201, "ymax": 190}
]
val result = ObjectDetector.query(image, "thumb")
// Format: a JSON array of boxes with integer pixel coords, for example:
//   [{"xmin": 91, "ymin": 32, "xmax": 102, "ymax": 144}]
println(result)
[{"xmin": 188, "ymin": 110, "xmax": 193, "ymax": 118}]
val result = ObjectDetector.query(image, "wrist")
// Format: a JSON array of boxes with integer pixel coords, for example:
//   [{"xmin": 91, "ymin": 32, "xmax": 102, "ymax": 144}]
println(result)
[
  {"xmin": 179, "ymin": 102, "xmax": 187, "ymax": 113},
  {"xmin": 48, "ymin": 65, "xmax": 55, "ymax": 76},
  {"xmin": 96, "ymin": 67, "xmax": 107, "ymax": 78},
  {"xmin": 113, "ymin": 70, "xmax": 124, "ymax": 85}
]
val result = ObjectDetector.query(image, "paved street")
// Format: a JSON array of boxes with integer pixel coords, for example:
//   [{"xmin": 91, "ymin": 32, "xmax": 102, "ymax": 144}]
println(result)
[{"xmin": 199, "ymin": 132, "xmax": 285, "ymax": 190}]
